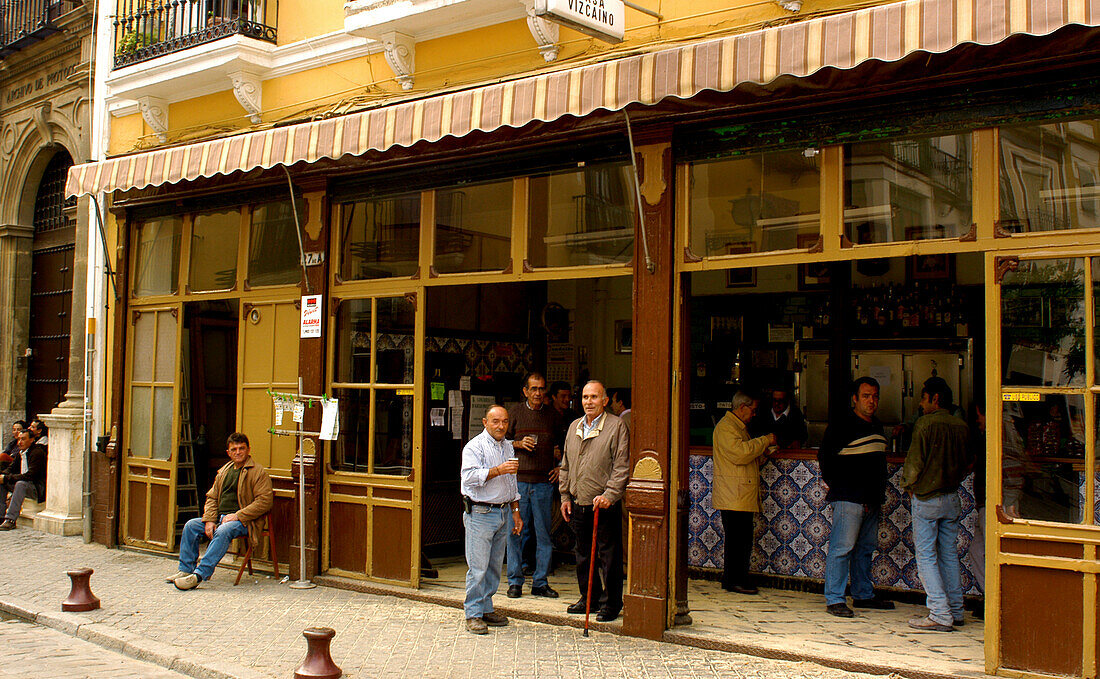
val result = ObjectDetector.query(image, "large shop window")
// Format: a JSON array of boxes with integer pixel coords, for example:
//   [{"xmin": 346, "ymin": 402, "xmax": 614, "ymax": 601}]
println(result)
[
  {"xmin": 688, "ymin": 148, "xmax": 821, "ymax": 257},
  {"xmin": 248, "ymin": 200, "xmax": 303, "ymax": 287},
  {"xmin": 338, "ymin": 192, "xmax": 421, "ymax": 280},
  {"xmin": 527, "ymin": 162, "xmax": 635, "ymax": 268},
  {"xmin": 1001, "ymin": 258, "xmax": 1097, "ymax": 525},
  {"xmin": 844, "ymin": 133, "xmax": 973, "ymax": 244},
  {"xmin": 434, "ymin": 180, "xmax": 512, "ymax": 274},
  {"xmin": 332, "ymin": 296, "xmax": 415, "ymax": 475},
  {"xmin": 189, "ymin": 208, "xmax": 240, "ymax": 292},
  {"xmin": 999, "ymin": 120, "xmax": 1100, "ymax": 233},
  {"xmin": 133, "ymin": 216, "xmax": 181, "ymax": 297}
]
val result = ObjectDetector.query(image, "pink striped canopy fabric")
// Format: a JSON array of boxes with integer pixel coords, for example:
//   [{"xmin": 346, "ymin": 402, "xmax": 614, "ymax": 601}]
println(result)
[{"xmin": 66, "ymin": 0, "xmax": 1100, "ymax": 197}]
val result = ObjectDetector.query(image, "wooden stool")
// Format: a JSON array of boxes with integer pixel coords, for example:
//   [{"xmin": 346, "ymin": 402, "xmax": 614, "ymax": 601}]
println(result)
[{"xmin": 234, "ymin": 514, "xmax": 279, "ymax": 585}]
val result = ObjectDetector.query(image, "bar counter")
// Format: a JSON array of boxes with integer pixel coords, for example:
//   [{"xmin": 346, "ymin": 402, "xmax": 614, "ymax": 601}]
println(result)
[{"xmin": 686, "ymin": 446, "xmax": 983, "ymax": 595}]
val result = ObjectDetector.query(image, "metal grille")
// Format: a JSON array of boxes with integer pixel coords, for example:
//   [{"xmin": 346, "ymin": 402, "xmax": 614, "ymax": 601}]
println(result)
[{"xmin": 32, "ymin": 150, "xmax": 75, "ymax": 234}]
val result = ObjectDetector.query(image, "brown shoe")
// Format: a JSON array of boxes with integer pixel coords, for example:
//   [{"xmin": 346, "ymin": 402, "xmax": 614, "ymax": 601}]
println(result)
[
  {"xmin": 466, "ymin": 617, "xmax": 489, "ymax": 634},
  {"xmin": 482, "ymin": 611, "xmax": 508, "ymax": 626},
  {"xmin": 0, "ymin": 520, "xmax": 16, "ymax": 531},
  {"xmin": 908, "ymin": 616, "xmax": 954, "ymax": 632}
]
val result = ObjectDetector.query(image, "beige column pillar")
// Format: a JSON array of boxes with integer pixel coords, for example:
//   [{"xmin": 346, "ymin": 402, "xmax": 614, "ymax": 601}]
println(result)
[{"xmin": 0, "ymin": 224, "xmax": 33, "ymax": 424}]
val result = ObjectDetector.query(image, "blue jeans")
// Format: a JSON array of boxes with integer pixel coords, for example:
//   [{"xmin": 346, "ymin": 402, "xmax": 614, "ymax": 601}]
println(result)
[
  {"xmin": 507, "ymin": 481, "xmax": 553, "ymax": 588},
  {"xmin": 463, "ymin": 505, "xmax": 509, "ymax": 619},
  {"xmin": 912, "ymin": 493, "xmax": 964, "ymax": 625},
  {"xmin": 178, "ymin": 515, "xmax": 248, "ymax": 581},
  {"xmin": 824, "ymin": 501, "xmax": 880, "ymax": 605},
  {"xmin": 2, "ymin": 480, "xmax": 37, "ymax": 522}
]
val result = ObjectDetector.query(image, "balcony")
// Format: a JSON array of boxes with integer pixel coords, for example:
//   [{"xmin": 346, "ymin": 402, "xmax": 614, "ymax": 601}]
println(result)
[
  {"xmin": 113, "ymin": 0, "xmax": 277, "ymax": 69},
  {"xmin": 0, "ymin": 1, "xmax": 80, "ymax": 57}
]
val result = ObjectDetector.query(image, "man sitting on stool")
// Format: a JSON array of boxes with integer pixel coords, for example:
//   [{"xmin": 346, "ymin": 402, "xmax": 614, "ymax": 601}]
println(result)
[{"xmin": 169, "ymin": 432, "xmax": 272, "ymax": 590}]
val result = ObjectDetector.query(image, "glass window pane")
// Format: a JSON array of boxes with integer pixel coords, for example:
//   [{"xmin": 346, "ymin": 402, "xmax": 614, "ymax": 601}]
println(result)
[
  {"xmin": 1001, "ymin": 258, "xmax": 1085, "ymax": 387},
  {"xmin": 375, "ymin": 296, "xmax": 415, "ymax": 385},
  {"xmin": 189, "ymin": 209, "xmax": 240, "ymax": 291},
  {"xmin": 132, "ymin": 311, "xmax": 155, "ymax": 383},
  {"xmin": 152, "ymin": 386, "xmax": 174, "ymax": 460},
  {"xmin": 844, "ymin": 134, "xmax": 972, "ymax": 244},
  {"xmin": 129, "ymin": 386, "xmax": 151, "ymax": 457},
  {"xmin": 155, "ymin": 311, "xmax": 176, "ymax": 383},
  {"xmin": 133, "ymin": 217, "xmax": 181, "ymax": 297},
  {"xmin": 1002, "ymin": 393, "xmax": 1086, "ymax": 523},
  {"xmin": 999, "ymin": 120, "xmax": 1100, "ymax": 233},
  {"xmin": 331, "ymin": 388, "xmax": 369, "ymax": 473},
  {"xmin": 339, "ymin": 194, "xmax": 420, "ymax": 280},
  {"xmin": 528, "ymin": 163, "xmax": 635, "ymax": 267},
  {"xmin": 335, "ymin": 299, "xmax": 372, "ymax": 384},
  {"xmin": 372, "ymin": 390, "xmax": 412, "ymax": 476},
  {"xmin": 434, "ymin": 180, "xmax": 512, "ymax": 274},
  {"xmin": 689, "ymin": 148, "xmax": 821, "ymax": 257},
  {"xmin": 248, "ymin": 200, "xmax": 302, "ymax": 287}
]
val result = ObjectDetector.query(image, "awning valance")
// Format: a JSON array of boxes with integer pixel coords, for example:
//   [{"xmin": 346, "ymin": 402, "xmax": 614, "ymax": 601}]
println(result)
[{"xmin": 67, "ymin": 0, "xmax": 1100, "ymax": 197}]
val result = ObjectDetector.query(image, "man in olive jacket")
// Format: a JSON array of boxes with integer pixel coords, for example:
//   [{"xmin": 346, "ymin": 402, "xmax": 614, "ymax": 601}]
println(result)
[
  {"xmin": 169, "ymin": 432, "xmax": 273, "ymax": 590},
  {"xmin": 712, "ymin": 391, "xmax": 775, "ymax": 594},
  {"xmin": 559, "ymin": 380, "xmax": 630, "ymax": 621}
]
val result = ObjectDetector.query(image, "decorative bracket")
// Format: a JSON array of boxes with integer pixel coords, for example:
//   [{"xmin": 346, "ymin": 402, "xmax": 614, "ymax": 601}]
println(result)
[
  {"xmin": 32, "ymin": 103, "xmax": 54, "ymax": 147},
  {"xmin": 229, "ymin": 70, "xmax": 263, "ymax": 124},
  {"xmin": 524, "ymin": 3, "xmax": 559, "ymax": 62},
  {"xmin": 382, "ymin": 31, "xmax": 416, "ymax": 91},
  {"xmin": 138, "ymin": 96, "xmax": 168, "ymax": 143},
  {"xmin": 994, "ymin": 255, "xmax": 1020, "ymax": 283}
]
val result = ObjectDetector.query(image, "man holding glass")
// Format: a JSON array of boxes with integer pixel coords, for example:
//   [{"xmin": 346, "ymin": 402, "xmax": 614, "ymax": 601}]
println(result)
[{"xmin": 505, "ymin": 372, "xmax": 563, "ymax": 599}]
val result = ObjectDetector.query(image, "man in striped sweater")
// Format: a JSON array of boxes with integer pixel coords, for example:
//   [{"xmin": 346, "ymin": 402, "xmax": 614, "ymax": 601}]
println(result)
[{"xmin": 818, "ymin": 376, "xmax": 894, "ymax": 618}]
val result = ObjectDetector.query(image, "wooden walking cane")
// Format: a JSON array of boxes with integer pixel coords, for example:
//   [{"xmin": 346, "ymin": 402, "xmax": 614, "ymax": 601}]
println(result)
[{"xmin": 583, "ymin": 504, "xmax": 601, "ymax": 637}]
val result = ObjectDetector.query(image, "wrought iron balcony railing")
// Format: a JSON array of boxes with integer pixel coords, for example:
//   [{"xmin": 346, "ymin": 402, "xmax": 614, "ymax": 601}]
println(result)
[
  {"xmin": 0, "ymin": 1, "xmax": 78, "ymax": 57},
  {"xmin": 113, "ymin": 0, "xmax": 277, "ymax": 70}
]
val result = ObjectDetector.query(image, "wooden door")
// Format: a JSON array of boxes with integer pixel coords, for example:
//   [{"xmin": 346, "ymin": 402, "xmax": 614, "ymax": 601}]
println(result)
[{"xmin": 122, "ymin": 306, "xmax": 181, "ymax": 549}]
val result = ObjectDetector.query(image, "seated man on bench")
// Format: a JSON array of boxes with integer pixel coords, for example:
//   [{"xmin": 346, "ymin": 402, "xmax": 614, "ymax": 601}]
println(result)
[
  {"xmin": 168, "ymin": 432, "xmax": 273, "ymax": 590},
  {"xmin": 0, "ymin": 429, "xmax": 47, "ymax": 530}
]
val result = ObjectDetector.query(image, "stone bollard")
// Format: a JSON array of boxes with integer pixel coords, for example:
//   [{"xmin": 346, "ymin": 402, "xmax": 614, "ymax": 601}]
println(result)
[
  {"xmin": 293, "ymin": 627, "xmax": 341, "ymax": 679},
  {"xmin": 62, "ymin": 568, "xmax": 100, "ymax": 612}
]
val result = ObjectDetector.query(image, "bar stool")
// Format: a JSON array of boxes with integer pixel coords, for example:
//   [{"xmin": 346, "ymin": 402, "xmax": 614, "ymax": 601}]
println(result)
[{"xmin": 235, "ymin": 513, "xmax": 280, "ymax": 586}]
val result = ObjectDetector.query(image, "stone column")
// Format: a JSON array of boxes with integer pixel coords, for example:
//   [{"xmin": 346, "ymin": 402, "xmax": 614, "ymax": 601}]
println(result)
[
  {"xmin": 35, "ymin": 197, "xmax": 90, "ymax": 536},
  {"xmin": 0, "ymin": 223, "xmax": 34, "ymax": 425}
]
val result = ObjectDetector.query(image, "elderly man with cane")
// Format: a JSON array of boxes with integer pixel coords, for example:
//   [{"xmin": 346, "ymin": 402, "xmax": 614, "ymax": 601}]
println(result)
[{"xmin": 559, "ymin": 380, "xmax": 630, "ymax": 623}]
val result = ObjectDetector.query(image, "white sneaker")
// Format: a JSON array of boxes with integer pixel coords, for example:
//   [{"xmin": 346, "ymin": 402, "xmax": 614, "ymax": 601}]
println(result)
[
  {"xmin": 173, "ymin": 574, "xmax": 200, "ymax": 590},
  {"xmin": 166, "ymin": 570, "xmax": 190, "ymax": 583}
]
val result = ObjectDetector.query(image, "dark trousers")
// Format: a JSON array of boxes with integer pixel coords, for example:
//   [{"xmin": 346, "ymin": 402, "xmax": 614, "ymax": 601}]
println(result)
[
  {"xmin": 570, "ymin": 502, "xmax": 623, "ymax": 614},
  {"xmin": 721, "ymin": 510, "xmax": 755, "ymax": 589}
]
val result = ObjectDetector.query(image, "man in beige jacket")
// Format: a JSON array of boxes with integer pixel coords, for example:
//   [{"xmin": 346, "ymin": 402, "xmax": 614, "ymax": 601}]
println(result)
[
  {"xmin": 559, "ymin": 380, "xmax": 630, "ymax": 621},
  {"xmin": 169, "ymin": 432, "xmax": 273, "ymax": 590},
  {"xmin": 712, "ymin": 391, "xmax": 775, "ymax": 594}
]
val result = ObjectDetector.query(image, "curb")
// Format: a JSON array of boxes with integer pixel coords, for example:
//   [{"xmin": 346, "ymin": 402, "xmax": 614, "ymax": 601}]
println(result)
[{"xmin": 0, "ymin": 597, "xmax": 271, "ymax": 679}]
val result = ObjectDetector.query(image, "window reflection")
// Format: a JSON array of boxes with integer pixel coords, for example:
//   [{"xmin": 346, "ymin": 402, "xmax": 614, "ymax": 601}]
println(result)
[
  {"xmin": 133, "ymin": 217, "xmax": 181, "ymax": 297},
  {"xmin": 844, "ymin": 134, "xmax": 972, "ymax": 244},
  {"xmin": 689, "ymin": 148, "xmax": 821, "ymax": 257},
  {"xmin": 334, "ymin": 299, "xmax": 371, "ymax": 384},
  {"xmin": 528, "ymin": 162, "xmax": 635, "ymax": 267},
  {"xmin": 434, "ymin": 181, "xmax": 512, "ymax": 274},
  {"xmin": 248, "ymin": 200, "xmax": 302, "ymax": 287},
  {"xmin": 1000, "ymin": 120, "xmax": 1100, "ymax": 233},
  {"xmin": 190, "ymin": 209, "xmax": 240, "ymax": 291},
  {"xmin": 1002, "ymin": 393, "xmax": 1086, "ymax": 523},
  {"xmin": 1001, "ymin": 258, "xmax": 1085, "ymax": 387},
  {"xmin": 331, "ymin": 389, "xmax": 412, "ymax": 476},
  {"xmin": 339, "ymin": 193, "xmax": 420, "ymax": 280}
]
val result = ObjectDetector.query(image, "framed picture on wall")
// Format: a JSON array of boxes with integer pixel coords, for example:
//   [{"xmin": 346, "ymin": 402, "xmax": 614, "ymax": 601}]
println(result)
[
  {"xmin": 725, "ymin": 243, "xmax": 756, "ymax": 288},
  {"xmin": 614, "ymin": 320, "xmax": 632, "ymax": 354},
  {"xmin": 797, "ymin": 234, "xmax": 830, "ymax": 290}
]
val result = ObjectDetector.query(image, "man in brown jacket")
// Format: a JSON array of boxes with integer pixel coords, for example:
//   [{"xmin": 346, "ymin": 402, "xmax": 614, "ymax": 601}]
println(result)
[
  {"xmin": 712, "ymin": 391, "xmax": 775, "ymax": 594},
  {"xmin": 169, "ymin": 432, "xmax": 273, "ymax": 590},
  {"xmin": 559, "ymin": 380, "xmax": 629, "ymax": 621}
]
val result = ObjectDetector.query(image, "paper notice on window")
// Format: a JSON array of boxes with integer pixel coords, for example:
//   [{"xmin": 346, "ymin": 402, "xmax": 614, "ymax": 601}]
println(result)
[
  {"xmin": 320, "ymin": 399, "xmax": 340, "ymax": 440},
  {"xmin": 448, "ymin": 390, "xmax": 463, "ymax": 407},
  {"xmin": 468, "ymin": 395, "xmax": 497, "ymax": 441},
  {"xmin": 868, "ymin": 366, "xmax": 892, "ymax": 387},
  {"xmin": 450, "ymin": 406, "xmax": 464, "ymax": 440},
  {"xmin": 430, "ymin": 407, "xmax": 446, "ymax": 427},
  {"xmin": 292, "ymin": 401, "xmax": 305, "ymax": 423},
  {"xmin": 459, "ymin": 376, "xmax": 471, "ymax": 391},
  {"xmin": 274, "ymin": 399, "xmax": 284, "ymax": 426}
]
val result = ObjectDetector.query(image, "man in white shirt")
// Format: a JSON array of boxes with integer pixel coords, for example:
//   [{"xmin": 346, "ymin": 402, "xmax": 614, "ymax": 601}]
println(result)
[{"xmin": 460, "ymin": 405, "xmax": 523, "ymax": 634}]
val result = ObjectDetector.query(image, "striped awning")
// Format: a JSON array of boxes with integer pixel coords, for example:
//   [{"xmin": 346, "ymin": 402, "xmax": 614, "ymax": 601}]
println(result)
[{"xmin": 66, "ymin": 0, "xmax": 1100, "ymax": 197}]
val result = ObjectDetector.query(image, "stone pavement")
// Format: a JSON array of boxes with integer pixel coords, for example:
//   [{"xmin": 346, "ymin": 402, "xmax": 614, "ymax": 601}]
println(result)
[
  {"xmin": 0, "ymin": 615, "xmax": 187, "ymax": 679},
  {"xmin": 0, "ymin": 529, "xmax": 965, "ymax": 679}
]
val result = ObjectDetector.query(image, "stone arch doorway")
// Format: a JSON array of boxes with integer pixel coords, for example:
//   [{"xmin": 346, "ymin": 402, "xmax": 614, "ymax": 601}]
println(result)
[{"xmin": 26, "ymin": 148, "xmax": 75, "ymax": 420}]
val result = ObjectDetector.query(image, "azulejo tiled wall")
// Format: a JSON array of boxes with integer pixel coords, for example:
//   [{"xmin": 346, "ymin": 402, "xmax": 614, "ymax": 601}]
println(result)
[{"xmin": 688, "ymin": 455, "xmax": 982, "ymax": 595}]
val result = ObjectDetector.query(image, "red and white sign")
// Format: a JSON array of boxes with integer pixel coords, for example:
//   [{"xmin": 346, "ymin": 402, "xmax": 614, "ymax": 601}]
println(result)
[{"xmin": 300, "ymin": 295, "xmax": 323, "ymax": 338}]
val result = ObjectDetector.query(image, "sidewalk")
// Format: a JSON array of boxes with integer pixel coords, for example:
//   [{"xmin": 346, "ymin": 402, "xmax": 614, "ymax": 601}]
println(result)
[{"xmin": 0, "ymin": 530, "xmax": 956, "ymax": 679}]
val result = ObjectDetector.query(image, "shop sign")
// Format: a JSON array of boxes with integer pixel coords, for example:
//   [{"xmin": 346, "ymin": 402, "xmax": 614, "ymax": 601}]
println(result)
[
  {"xmin": 1002, "ymin": 392, "xmax": 1041, "ymax": 402},
  {"xmin": 300, "ymin": 294, "xmax": 322, "ymax": 338},
  {"xmin": 530, "ymin": 0, "xmax": 625, "ymax": 43}
]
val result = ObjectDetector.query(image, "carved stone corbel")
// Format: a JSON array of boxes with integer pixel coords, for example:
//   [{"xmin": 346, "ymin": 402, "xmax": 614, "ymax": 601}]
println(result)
[
  {"xmin": 32, "ymin": 103, "xmax": 54, "ymax": 147},
  {"xmin": 229, "ymin": 70, "xmax": 263, "ymax": 124},
  {"xmin": 138, "ymin": 96, "xmax": 168, "ymax": 143},
  {"xmin": 523, "ymin": 2, "xmax": 559, "ymax": 62},
  {"xmin": 381, "ymin": 31, "xmax": 415, "ymax": 91}
]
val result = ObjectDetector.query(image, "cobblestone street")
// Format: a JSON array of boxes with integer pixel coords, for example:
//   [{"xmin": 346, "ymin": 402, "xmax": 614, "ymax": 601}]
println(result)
[{"xmin": 0, "ymin": 530, "xmax": 909, "ymax": 679}]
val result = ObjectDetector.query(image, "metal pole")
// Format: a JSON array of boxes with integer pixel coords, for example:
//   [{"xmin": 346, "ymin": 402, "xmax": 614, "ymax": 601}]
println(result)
[
  {"xmin": 623, "ymin": 1, "xmax": 663, "ymax": 20},
  {"xmin": 289, "ymin": 376, "xmax": 316, "ymax": 589}
]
